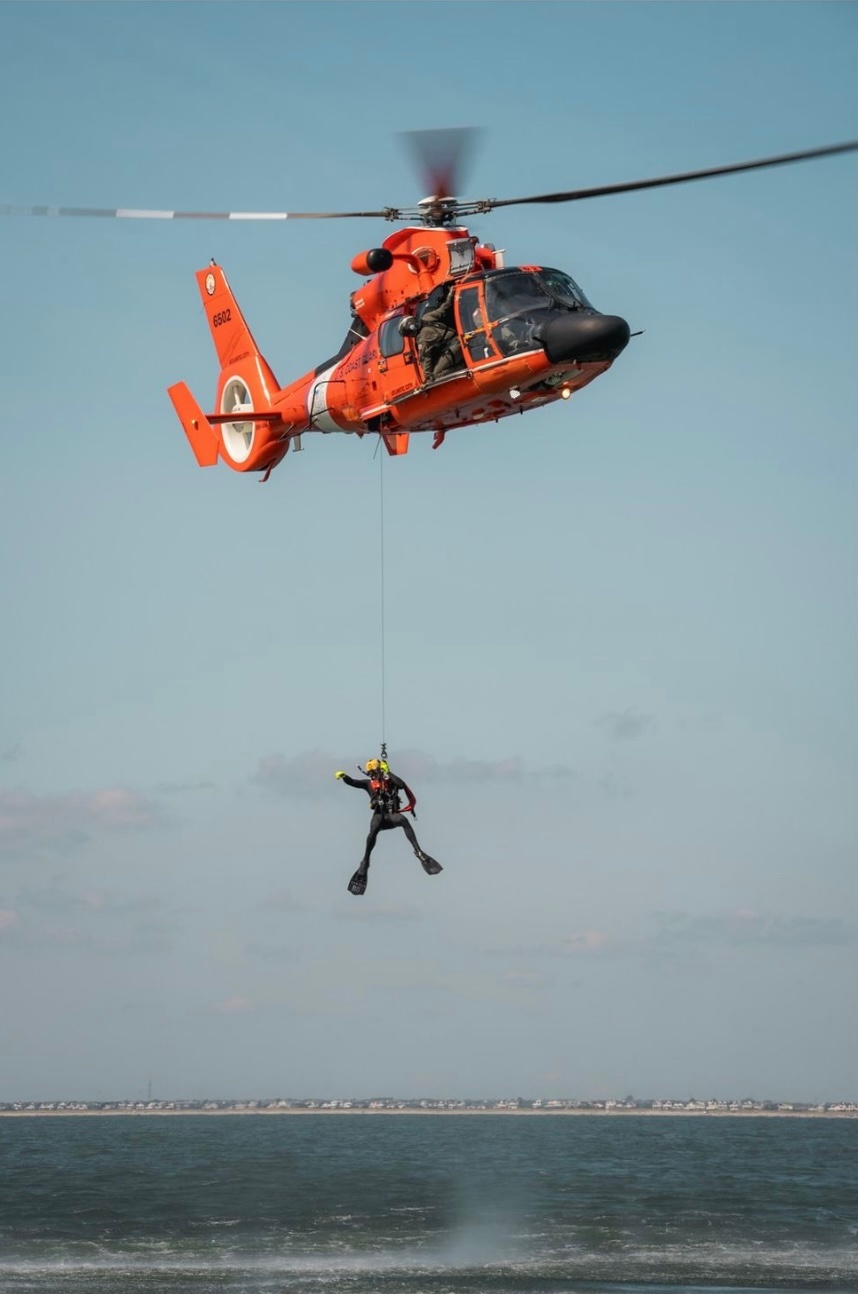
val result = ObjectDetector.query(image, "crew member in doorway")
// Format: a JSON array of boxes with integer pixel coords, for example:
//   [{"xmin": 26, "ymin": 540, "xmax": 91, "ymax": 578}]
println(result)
[
  {"xmin": 408, "ymin": 283, "xmax": 459, "ymax": 388},
  {"xmin": 335, "ymin": 758, "xmax": 443, "ymax": 896}
]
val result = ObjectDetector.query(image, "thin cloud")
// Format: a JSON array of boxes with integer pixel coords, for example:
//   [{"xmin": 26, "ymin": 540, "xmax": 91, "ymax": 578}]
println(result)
[
  {"xmin": 0, "ymin": 917, "xmax": 175, "ymax": 958},
  {"xmin": 504, "ymin": 969, "xmax": 554, "ymax": 990},
  {"xmin": 678, "ymin": 712, "xmax": 721, "ymax": 732},
  {"xmin": 599, "ymin": 772, "xmax": 632, "ymax": 800},
  {"xmin": 1, "ymin": 743, "xmax": 23, "ymax": 763},
  {"xmin": 214, "ymin": 995, "xmax": 254, "ymax": 1014},
  {"xmin": 392, "ymin": 750, "xmax": 573, "ymax": 784},
  {"xmin": 482, "ymin": 930, "xmax": 617, "ymax": 958},
  {"xmin": 336, "ymin": 902, "xmax": 425, "ymax": 923},
  {"xmin": 252, "ymin": 749, "xmax": 573, "ymax": 798},
  {"xmin": 155, "ymin": 779, "xmax": 217, "ymax": 795},
  {"xmin": 0, "ymin": 886, "xmax": 174, "ymax": 957},
  {"xmin": 561, "ymin": 929, "xmax": 613, "ymax": 953},
  {"xmin": 598, "ymin": 709, "xmax": 655, "ymax": 740},
  {"xmin": 485, "ymin": 909, "xmax": 858, "ymax": 968},
  {"xmin": 480, "ymin": 943, "xmax": 545, "ymax": 958},
  {"xmin": 253, "ymin": 888, "xmax": 305, "ymax": 913},
  {"xmin": 243, "ymin": 941, "xmax": 300, "ymax": 963},
  {"xmin": 650, "ymin": 909, "xmax": 858, "ymax": 950},
  {"xmin": 0, "ymin": 787, "xmax": 163, "ymax": 859},
  {"xmin": 251, "ymin": 751, "xmax": 337, "ymax": 799},
  {"xmin": 14, "ymin": 886, "xmax": 161, "ymax": 918},
  {"xmin": 0, "ymin": 909, "xmax": 19, "ymax": 931}
]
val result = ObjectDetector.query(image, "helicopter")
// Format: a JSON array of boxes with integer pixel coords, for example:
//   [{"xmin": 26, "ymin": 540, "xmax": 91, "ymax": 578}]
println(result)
[{"xmin": 6, "ymin": 132, "xmax": 856, "ymax": 479}]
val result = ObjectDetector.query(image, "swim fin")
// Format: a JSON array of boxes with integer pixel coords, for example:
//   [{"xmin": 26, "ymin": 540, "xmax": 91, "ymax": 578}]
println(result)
[
  {"xmin": 348, "ymin": 866, "xmax": 368, "ymax": 896},
  {"xmin": 416, "ymin": 852, "xmax": 443, "ymax": 876}
]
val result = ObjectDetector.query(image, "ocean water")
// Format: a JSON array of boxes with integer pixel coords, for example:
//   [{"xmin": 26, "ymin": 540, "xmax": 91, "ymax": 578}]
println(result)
[{"xmin": 0, "ymin": 1113, "xmax": 855, "ymax": 1293}]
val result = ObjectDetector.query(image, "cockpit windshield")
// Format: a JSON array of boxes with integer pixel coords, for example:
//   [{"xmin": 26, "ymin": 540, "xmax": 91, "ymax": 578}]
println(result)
[
  {"xmin": 485, "ymin": 272, "xmax": 552, "ymax": 324},
  {"xmin": 482, "ymin": 272, "xmax": 551, "ymax": 357},
  {"xmin": 536, "ymin": 268, "xmax": 592, "ymax": 311},
  {"xmin": 483, "ymin": 268, "xmax": 595, "ymax": 359}
]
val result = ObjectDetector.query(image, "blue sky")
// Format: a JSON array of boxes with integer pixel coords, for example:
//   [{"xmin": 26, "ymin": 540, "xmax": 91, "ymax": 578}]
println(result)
[{"xmin": 0, "ymin": 1, "xmax": 856, "ymax": 1104}]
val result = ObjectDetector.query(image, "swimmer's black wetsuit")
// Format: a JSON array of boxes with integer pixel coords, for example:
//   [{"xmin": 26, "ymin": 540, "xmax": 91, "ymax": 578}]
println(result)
[{"xmin": 339, "ymin": 771, "xmax": 442, "ymax": 895}]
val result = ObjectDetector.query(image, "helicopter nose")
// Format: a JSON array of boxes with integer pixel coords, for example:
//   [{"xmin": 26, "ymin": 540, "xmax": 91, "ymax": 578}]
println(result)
[{"xmin": 540, "ymin": 312, "xmax": 631, "ymax": 365}]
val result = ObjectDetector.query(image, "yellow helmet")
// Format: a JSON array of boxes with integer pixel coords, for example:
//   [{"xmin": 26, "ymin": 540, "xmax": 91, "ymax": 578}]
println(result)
[{"xmin": 365, "ymin": 759, "xmax": 380, "ymax": 773}]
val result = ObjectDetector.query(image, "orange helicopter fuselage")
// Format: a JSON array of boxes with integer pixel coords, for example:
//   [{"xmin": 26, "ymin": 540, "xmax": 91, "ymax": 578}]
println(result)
[{"xmin": 168, "ymin": 224, "xmax": 631, "ymax": 476}]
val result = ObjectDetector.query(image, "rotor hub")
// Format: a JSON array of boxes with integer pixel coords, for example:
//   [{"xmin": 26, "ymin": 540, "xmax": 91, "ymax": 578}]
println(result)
[{"xmin": 417, "ymin": 196, "xmax": 462, "ymax": 227}]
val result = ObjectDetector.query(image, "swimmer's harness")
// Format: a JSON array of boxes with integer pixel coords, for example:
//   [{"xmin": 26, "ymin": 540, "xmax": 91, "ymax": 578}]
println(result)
[
  {"xmin": 357, "ymin": 747, "xmax": 417, "ymax": 818},
  {"xmin": 369, "ymin": 776, "xmax": 402, "ymax": 815}
]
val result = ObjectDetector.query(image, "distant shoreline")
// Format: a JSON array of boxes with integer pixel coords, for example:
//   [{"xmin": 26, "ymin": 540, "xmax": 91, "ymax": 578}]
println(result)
[{"xmin": 1, "ymin": 1107, "xmax": 854, "ymax": 1119}]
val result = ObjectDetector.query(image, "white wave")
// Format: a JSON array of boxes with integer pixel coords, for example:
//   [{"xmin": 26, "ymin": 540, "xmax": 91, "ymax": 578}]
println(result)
[{"xmin": 0, "ymin": 1235, "xmax": 855, "ymax": 1281}]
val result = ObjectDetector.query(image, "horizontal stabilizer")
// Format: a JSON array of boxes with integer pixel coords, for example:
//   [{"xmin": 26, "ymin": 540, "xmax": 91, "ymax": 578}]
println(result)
[
  {"xmin": 207, "ymin": 410, "xmax": 283, "ymax": 425},
  {"xmin": 167, "ymin": 382, "xmax": 219, "ymax": 467}
]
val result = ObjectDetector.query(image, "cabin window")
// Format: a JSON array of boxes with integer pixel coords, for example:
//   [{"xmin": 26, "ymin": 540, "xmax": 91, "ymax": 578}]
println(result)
[{"xmin": 379, "ymin": 315, "xmax": 405, "ymax": 358}]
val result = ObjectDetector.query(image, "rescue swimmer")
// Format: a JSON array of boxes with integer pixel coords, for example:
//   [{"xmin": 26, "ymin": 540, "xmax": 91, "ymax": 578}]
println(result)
[{"xmin": 336, "ymin": 758, "xmax": 442, "ymax": 896}]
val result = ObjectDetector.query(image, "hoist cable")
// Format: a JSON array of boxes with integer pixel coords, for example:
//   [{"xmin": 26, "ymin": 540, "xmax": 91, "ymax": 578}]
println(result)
[{"xmin": 379, "ymin": 444, "xmax": 387, "ymax": 755}]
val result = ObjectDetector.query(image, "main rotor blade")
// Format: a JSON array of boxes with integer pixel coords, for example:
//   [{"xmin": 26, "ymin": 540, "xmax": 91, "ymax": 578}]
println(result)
[
  {"xmin": 0, "ymin": 204, "xmax": 397, "ymax": 221},
  {"xmin": 5, "ymin": 141, "xmax": 854, "ymax": 227},
  {"xmin": 485, "ymin": 141, "xmax": 858, "ymax": 210}
]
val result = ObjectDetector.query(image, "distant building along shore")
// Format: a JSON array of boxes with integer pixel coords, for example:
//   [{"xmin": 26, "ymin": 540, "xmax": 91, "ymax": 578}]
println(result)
[{"xmin": 1, "ymin": 1096, "xmax": 855, "ymax": 1117}]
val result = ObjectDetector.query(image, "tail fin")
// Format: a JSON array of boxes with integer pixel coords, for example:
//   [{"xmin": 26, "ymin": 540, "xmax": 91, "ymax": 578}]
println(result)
[
  {"xmin": 169, "ymin": 264, "xmax": 290, "ymax": 474},
  {"xmin": 167, "ymin": 381, "xmax": 219, "ymax": 466},
  {"xmin": 196, "ymin": 264, "xmax": 278, "ymax": 395}
]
